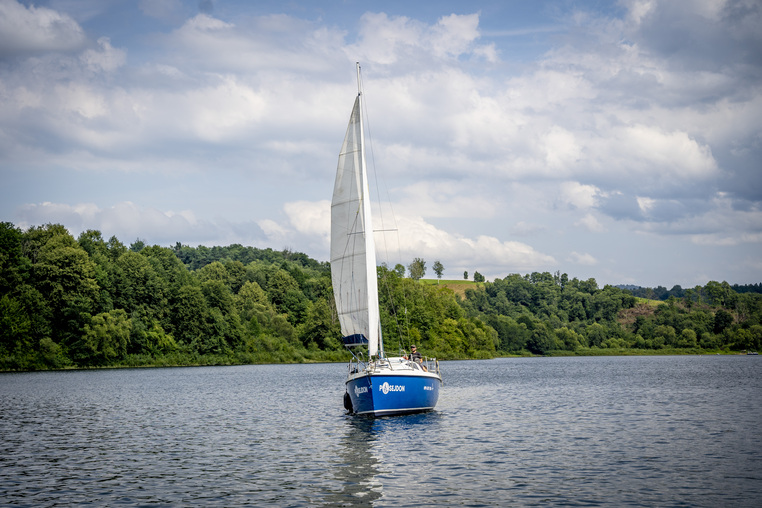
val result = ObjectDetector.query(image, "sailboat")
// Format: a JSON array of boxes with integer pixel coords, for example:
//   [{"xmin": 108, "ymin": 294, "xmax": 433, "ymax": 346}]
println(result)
[{"xmin": 331, "ymin": 63, "xmax": 442, "ymax": 417}]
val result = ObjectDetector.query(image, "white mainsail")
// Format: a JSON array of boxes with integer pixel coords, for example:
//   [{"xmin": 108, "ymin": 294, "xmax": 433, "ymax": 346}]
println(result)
[{"xmin": 330, "ymin": 90, "xmax": 382, "ymax": 358}]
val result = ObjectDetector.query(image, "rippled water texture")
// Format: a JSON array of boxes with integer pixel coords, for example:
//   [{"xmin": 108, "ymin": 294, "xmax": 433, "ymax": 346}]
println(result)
[{"xmin": 1, "ymin": 356, "xmax": 760, "ymax": 506}]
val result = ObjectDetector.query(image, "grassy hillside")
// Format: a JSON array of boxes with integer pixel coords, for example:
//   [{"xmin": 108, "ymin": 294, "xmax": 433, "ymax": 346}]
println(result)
[{"xmin": 420, "ymin": 279, "xmax": 482, "ymax": 297}]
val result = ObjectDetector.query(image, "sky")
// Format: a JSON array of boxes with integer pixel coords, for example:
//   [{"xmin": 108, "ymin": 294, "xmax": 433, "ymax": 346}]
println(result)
[{"xmin": 1, "ymin": 0, "xmax": 760, "ymax": 288}]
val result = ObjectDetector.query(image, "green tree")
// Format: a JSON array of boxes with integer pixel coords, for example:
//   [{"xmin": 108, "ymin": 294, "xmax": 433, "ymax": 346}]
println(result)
[
  {"xmin": 0, "ymin": 223, "xmax": 28, "ymax": 296},
  {"xmin": 172, "ymin": 284, "xmax": 209, "ymax": 347},
  {"xmin": 298, "ymin": 299, "xmax": 341, "ymax": 349},
  {"xmin": 473, "ymin": 271, "xmax": 485, "ymax": 283},
  {"xmin": 31, "ymin": 226, "xmax": 100, "ymax": 351},
  {"xmin": 555, "ymin": 327, "xmax": 583, "ymax": 350},
  {"xmin": 0, "ymin": 295, "xmax": 34, "ymax": 369},
  {"xmin": 654, "ymin": 325, "xmax": 677, "ymax": 347},
  {"xmin": 79, "ymin": 309, "xmax": 132, "ymax": 365},
  {"xmin": 585, "ymin": 322, "xmax": 607, "ymax": 347},
  {"xmin": 112, "ymin": 251, "xmax": 153, "ymax": 313},
  {"xmin": 486, "ymin": 314, "xmax": 530, "ymax": 352},
  {"xmin": 143, "ymin": 322, "xmax": 178, "ymax": 355},
  {"xmin": 463, "ymin": 270, "xmax": 468, "ymax": 280},
  {"xmin": 235, "ymin": 281, "xmax": 269, "ymax": 321},
  {"xmin": 713, "ymin": 309, "xmax": 733, "ymax": 334},
  {"xmin": 678, "ymin": 328, "xmax": 697, "ymax": 348},
  {"xmin": 267, "ymin": 269, "xmax": 300, "ymax": 308},
  {"xmin": 527, "ymin": 323, "xmax": 556, "ymax": 354},
  {"xmin": 202, "ymin": 279, "xmax": 234, "ymax": 313},
  {"xmin": 705, "ymin": 280, "xmax": 734, "ymax": 307},
  {"xmin": 433, "ymin": 260, "xmax": 444, "ymax": 283},
  {"xmin": 408, "ymin": 258, "xmax": 426, "ymax": 280}
]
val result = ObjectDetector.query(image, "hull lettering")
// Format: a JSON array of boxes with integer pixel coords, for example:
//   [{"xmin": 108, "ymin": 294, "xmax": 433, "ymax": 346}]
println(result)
[{"xmin": 379, "ymin": 382, "xmax": 405, "ymax": 395}]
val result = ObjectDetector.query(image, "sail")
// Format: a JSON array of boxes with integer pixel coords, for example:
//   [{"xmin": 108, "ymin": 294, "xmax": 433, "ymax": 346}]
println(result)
[{"xmin": 331, "ymin": 95, "xmax": 382, "ymax": 357}]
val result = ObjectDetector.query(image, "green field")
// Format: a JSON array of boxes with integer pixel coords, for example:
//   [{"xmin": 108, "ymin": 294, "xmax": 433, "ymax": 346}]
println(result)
[
  {"xmin": 634, "ymin": 296, "xmax": 663, "ymax": 306},
  {"xmin": 419, "ymin": 278, "xmax": 481, "ymax": 297}
]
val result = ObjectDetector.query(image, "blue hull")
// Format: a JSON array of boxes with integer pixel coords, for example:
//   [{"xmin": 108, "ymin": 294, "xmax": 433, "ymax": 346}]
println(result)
[{"xmin": 346, "ymin": 373, "xmax": 441, "ymax": 416}]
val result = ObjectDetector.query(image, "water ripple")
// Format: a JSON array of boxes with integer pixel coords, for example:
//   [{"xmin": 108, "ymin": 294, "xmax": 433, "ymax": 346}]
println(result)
[{"xmin": 1, "ymin": 356, "xmax": 761, "ymax": 506}]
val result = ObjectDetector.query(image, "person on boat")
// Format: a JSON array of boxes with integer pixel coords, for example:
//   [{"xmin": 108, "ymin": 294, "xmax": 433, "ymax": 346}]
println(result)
[{"xmin": 410, "ymin": 345, "xmax": 427, "ymax": 371}]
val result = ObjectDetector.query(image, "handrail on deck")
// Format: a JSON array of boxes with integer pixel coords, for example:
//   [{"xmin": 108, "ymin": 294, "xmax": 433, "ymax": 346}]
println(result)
[{"xmin": 347, "ymin": 354, "xmax": 440, "ymax": 377}]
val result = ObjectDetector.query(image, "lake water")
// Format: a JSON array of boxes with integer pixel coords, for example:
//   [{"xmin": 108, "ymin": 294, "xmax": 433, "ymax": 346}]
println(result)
[{"xmin": 1, "ymin": 356, "xmax": 760, "ymax": 506}]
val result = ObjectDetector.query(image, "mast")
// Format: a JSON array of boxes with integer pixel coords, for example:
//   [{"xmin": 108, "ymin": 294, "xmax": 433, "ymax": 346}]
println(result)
[{"xmin": 356, "ymin": 62, "xmax": 383, "ymax": 358}]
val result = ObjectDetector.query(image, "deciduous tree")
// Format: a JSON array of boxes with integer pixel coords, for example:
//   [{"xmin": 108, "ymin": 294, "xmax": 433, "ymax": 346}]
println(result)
[
  {"xmin": 433, "ymin": 260, "xmax": 444, "ymax": 283},
  {"xmin": 408, "ymin": 258, "xmax": 426, "ymax": 280}
]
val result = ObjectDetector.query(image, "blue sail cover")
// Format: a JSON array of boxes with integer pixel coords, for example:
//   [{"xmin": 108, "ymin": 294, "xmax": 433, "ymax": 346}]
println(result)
[{"xmin": 342, "ymin": 334, "xmax": 369, "ymax": 347}]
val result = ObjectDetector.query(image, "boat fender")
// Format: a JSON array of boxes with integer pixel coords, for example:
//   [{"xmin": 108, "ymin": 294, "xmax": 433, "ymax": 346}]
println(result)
[{"xmin": 343, "ymin": 391, "xmax": 353, "ymax": 412}]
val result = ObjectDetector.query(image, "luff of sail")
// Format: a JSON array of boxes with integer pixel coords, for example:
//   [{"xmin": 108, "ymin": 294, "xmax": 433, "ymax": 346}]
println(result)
[{"xmin": 330, "ymin": 94, "xmax": 382, "ymax": 357}]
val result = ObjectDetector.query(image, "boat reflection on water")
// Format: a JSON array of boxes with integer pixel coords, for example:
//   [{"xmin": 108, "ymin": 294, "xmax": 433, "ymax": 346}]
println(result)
[
  {"xmin": 322, "ymin": 410, "xmax": 445, "ymax": 506},
  {"xmin": 323, "ymin": 417, "xmax": 383, "ymax": 506}
]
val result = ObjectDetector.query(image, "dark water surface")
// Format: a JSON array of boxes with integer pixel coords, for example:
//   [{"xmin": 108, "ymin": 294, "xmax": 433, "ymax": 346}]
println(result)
[{"xmin": 1, "ymin": 356, "xmax": 760, "ymax": 506}]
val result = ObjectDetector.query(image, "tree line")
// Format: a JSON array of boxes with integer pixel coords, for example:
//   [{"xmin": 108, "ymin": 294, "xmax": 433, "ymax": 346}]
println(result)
[
  {"xmin": 0, "ymin": 223, "xmax": 494, "ymax": 370},
  {"xmin": 1, "ymin": 222, "xmax": 760, "ymax": 371},
  {"xmin": 458, "ymin": 271, "xmax": 762, "ymax": 354},
  {"xmin": 626, "ymin": 283, "xmax": 762, "ymax": 300}
]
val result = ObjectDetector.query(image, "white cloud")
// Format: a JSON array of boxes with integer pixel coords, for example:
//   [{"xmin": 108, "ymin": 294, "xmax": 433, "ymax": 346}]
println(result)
[
  {"xmin": 81, "ymin": 37, "xmax": 126, "ymax": 73},
  {"xmin": 350, "ymin": 12, "xmax": 495, "ymax": 66},
  {"xmin": 180, "ymin": 76, "xmax": 267, "ymax": 142},
  {"xmin": 382, "ymin": 213, "xmax": 556, "ymax": 277},
  {"xmin": 429, "ymin": 13, "xmax": 485, "ymax": 60},
  {"xmin": 279, "ymin": 198, "xmax": 555, "ymax": 278},
  {"xmin": 284, "ymin": 200, "xmax": 331, "ymax": 237},
  {"xmin": 596, "ymin": 125, "xmax": 719, "ymax": 181},
  {"xmin": 257, "ymin": 219, "xmax": 289, "ymax": 244},
  {"xmin": 393, "ymin": 181, "xmax": 498, "ymax": 219},
  {"xmin": 1, "ymin": 1, "xmax": 761, "ymax": 287},
  {"xmin": 569, "ymin": 251, "xmax": 598, "ymax": 266},
  {"xmin": 0, "ymin": 0, "xmax": 85, "ymax": 56},
  {"xmin": 558, "ymin": 182, "xmax": 600, "ymax": 210},
  {"xmin": 575, "ymin": 213, "xmax": 606, "ymax": 233},
  {"xmin": 544, "ymin": 126, "xmax": 582, "ymax": 171}
]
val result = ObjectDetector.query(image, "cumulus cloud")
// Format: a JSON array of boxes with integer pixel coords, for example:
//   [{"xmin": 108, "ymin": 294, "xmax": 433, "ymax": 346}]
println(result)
[
  {"xmin": 349, "ymin": 12, "xmax": 496, "ymax": 66},
  {"xmin": 81, "ymin": 37, "xmax": 126, "ymax": 74},
  {"xmin": 569, "ymin": 251, "xmax": 598, "ymax": 266},
  {"xmin": 0, "ymin": 0, "xmax": 85, "ymax": 57},
  {"xmin": 284, "ymin": 200, "xmax": 331, "ymax": 237},
  {"xmin": 280, "ymin": 197, "xmax": 556, "ymax": 278},
  {"xmin": 1, "ymin": 0, "xmax": 760, "ymax": 286},
  {"xmin": 586, "ymin": 125, "xmax": 719, "ymax": 188},
  {"xmin": 639, "ymin": 193, "xmax": 762, "ymax": 245},
  {"xmin": 575, "ymin": 214, "xmax": 606, "ymax": 233},
  {"xmin": 558, "ymin": 182, "xmax": 600, "ymax": 210},
  {"xmin": 380, "ymin": 213, "xmax": 557, "ymax": 278}
]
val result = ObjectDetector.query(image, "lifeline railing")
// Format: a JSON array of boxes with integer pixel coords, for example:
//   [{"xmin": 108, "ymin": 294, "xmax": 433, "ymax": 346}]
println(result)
[
  {"xmin": 413, "ymin": 356, "xmax": 440, "ymax": 376},
  {"xmin": 346, "ymin": 354, "xmax": 440, "ymax": 377}
]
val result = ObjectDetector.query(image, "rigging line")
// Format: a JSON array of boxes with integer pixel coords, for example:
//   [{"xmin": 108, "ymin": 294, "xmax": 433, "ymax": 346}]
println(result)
[{"xmin": 359, "ymin": 71, "xmax": 410, "ymax": 353}]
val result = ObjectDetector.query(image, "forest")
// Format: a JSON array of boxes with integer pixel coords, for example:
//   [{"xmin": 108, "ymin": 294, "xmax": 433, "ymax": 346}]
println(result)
[{"xmin": 1, "ymin": 221, "xmax": 761, "ymax": 371}]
